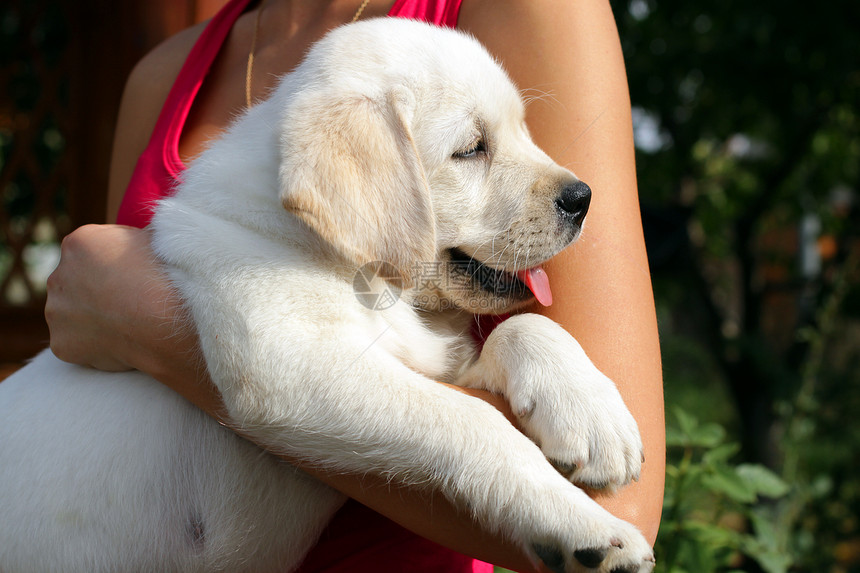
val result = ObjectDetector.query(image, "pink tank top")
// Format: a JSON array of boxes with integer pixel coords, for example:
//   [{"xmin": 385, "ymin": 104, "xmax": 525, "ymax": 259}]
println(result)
[
  {"xmin": 116, "ymin": 1, "xmax": 492, "ymax": 571},
  {"xmin": 116, "ymin": 0, "xmax": 464, "ymax": 227}
]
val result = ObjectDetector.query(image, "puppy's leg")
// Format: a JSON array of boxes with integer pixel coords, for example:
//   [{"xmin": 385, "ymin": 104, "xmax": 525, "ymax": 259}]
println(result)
[
  {"xmin": 458, "ymin": 313, "xmax": 644, "ymax": 491},
  {"xmin": 200, "ymin": 314, "xmax": 653, "ymax": 573},
  {"xmin": 0, "ymin": 351, "xmax": 342, "ymax": 573}
]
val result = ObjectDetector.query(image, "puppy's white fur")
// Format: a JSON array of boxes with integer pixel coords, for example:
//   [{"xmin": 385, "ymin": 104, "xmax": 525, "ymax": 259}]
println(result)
[{"xmin": 0, "ymin": 20, "xmax": 653, "ymax": 573}]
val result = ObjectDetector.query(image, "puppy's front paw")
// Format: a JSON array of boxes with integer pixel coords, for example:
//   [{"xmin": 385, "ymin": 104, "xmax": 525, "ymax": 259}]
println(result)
[
  {"xmin": 528, "ymin": 367, "xmax": 643, "ymax": 490},
  {"xmin": 463, "ymin": 314, "xmax": 643, "ymax": 489},
  {"xmin": 532, "ymin": 525, "xmax": 655, "ymax": 573},
  {"xmin": 523, "ymin": 487, "xmax": 655, "ymax": 573}
]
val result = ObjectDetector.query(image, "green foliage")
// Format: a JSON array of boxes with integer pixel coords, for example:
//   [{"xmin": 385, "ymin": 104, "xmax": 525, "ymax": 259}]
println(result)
[
  {"xmin": 611, "ymin": 0, "xmax": 860, "ymax": 570},
  {"xmin": 655, "ymin": 255, "xmax": 860, "ymax": 573},
  {"xmin": 501, "ymin": 3, "xmax": 860, "ymax": 571},
  {"xmin": 658, "ymin": 409, "xmax": 793, "ymax": 573}
]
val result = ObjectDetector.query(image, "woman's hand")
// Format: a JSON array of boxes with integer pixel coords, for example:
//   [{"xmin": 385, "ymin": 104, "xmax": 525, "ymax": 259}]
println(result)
[
  {"xmin": 46, "ymin": 225, "xmax": 184, "ymax": 372},
  {"xmin": 46, "ymin": 223, "xmax": 225, "ymax": 414}
]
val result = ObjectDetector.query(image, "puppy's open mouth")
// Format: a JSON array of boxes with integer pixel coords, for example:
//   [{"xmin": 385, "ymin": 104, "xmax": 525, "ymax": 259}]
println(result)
[{"xmin": 447, "ymin": 248, "xmax": 553, "ymax": 307}]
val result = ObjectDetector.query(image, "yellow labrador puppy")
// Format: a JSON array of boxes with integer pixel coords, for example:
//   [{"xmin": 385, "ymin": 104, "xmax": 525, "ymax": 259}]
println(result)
[{"xmin": 0, "ymin": 19, "xmax": 654, "ymax": 573}]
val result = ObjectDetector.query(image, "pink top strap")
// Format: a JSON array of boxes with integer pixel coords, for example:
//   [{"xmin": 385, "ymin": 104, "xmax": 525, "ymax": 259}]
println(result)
[
  {"xmin": 390, "ymin": 0, "xmax": 463, "ymax": 27},
  {"xmin": 116, "ymin": 0, "xmax": 463, "ymax": 227},
  {"xmin": 116, "ymin": 0, "xmax": 250, "ymax": 227}
]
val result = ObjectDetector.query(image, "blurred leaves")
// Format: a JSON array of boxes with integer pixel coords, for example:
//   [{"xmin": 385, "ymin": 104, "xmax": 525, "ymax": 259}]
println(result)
[
  {"xmin": 658, "ymin": 409, "xmax": 793, "ymax": 573},
  {"xmin": 611, "ymin": 0, "xmax": 860, "ymax": 571}
]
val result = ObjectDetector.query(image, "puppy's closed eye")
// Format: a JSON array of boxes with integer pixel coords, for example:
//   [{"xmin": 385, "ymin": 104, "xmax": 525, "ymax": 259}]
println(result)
[{"xmin": 453, "ymin": 137, "xmax": 488, "ymax": 159}]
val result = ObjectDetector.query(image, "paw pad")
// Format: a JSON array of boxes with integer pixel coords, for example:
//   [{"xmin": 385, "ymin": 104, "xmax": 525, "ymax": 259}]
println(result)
[
  {"xmin": 573, "ymin": 546, "xmax": 609, "ymax": 568},
  {"xmin": 532, "ymin": 543, "xmax": 565, "ymax": 573}
]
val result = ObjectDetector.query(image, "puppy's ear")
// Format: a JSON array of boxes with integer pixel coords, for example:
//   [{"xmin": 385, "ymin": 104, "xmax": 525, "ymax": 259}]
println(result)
[{"xmin": 280, "ymin": 89, "xmax": 435, "ymax": 282}]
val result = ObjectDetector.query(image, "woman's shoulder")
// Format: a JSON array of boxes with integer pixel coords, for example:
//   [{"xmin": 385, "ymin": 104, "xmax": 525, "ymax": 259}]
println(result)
[
  {"xmin": 106, "ymin": 21, "xmax": 209, "ymax": 219},
  {"xmin": 124, "ymin": 21, "xmax": 210, "ymax": 116}
]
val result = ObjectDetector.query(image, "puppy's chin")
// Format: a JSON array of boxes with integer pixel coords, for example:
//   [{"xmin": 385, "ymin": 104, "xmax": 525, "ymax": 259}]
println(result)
[
  {"xmin": 446, "ymin": 290, "xmax": 535, "ymax": 315},
  {"xmin": 405, "ymin": 249, "xmax": 538, "ymax": 315},
  {"xmin": 408, "ymin": 289, "xmax": 533, "ymax": 315}
]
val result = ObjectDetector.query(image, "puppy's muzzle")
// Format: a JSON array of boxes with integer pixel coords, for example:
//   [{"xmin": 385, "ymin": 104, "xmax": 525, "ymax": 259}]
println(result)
[{"xmin": 555, "ymin": 180, "xmax": 592, "ymax": 229}]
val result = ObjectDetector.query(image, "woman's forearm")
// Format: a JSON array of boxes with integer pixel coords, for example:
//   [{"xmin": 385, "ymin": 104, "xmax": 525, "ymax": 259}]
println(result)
[
  {"xmin": 460, "ymin": 0, "xmax": 666, "ymax": 545},
  {"xmin": 45, "ymin": 225, "xmax": 542, "ymax": 568},
  {"xmin": 72, "ymin": 4, "xmax": 662, "ymax": 565},
  {"xmin": 47, "ymin": 224, "xmax": 655, "ymax": 565}
]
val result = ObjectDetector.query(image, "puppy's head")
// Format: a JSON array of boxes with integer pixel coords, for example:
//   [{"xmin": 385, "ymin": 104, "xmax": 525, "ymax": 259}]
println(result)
[{"xmin": 279, "ymin": 19, "xmax": 590, "ymax": 314}]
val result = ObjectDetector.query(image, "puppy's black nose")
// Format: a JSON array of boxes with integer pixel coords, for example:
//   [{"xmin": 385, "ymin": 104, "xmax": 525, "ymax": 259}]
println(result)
[{"xmin": 555, "ymin": 180, "xmax": 591, "ymax": 227}]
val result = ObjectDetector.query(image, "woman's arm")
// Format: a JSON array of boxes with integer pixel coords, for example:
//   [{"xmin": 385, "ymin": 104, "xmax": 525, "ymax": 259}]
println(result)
[
  {"xmin": 48, "ymin": 225, "xmax": 542, "ymax": 570},
  {"xmin": 48, "ymin": 21, "xmax": 542, "ymax": 571},
  {"xmin": 47, "ymin": 22, "xmax": 207, "ymax": 374},
  {"xmin": 46, "ymin": 0, "xmax": 662, "ymax": 567},
  {"xmin": 460, "ymin": 0, "xmax": 665, "ymax": 543}
]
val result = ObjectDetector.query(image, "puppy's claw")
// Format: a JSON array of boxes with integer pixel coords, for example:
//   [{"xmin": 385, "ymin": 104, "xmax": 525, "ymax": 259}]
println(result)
[
  {"xmin": 580, "ymin": 478, "xmax": 611, "ymax": 491},
  {"xmin": 516, "ymin": 400, "xmax": 536, "ymax": 419},
  {"xmin": 549, "ymin": 458, "xmax": 578, "ymax": 476},
  {"xmin": 609, "ymin": 565, "xmax": 641, "ymax": 573},
  {"xmin": 609, "ymin": 551, "xmax": 656, "ymax": 573}
]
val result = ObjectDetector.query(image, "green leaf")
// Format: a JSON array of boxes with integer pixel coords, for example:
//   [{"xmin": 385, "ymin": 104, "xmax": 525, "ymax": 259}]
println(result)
[
  {"xmin": 684, "ymin": 521, "xmax": 743, "ymax": 547},
  {"xmin": 756, "ymin": 554, "xmax": 792, "ymax": 573},
  {"xmin": 687, "ymin": 422, "xmax": 726, "ymax": 448},
  {"xmin": 740, "ymin": 512, "xmax": 795, "ymax": 573},
  {"xmin": 702, "ymin": 465, "xmax": 757, "ymax": 503},
  {"xmin": 740, "ymin": 539, "xmax": 793, "ymax": 573},
  {"xmin": 702, "ymin": 442, "xmax": 740, "ymax": 465},
  {"xmin": 735, "ymin": 464, "xmax": 790, "ymax": 498},
  {"xmin": 668, "ymin": 407, "xmax": 727, "ymax": 447},
  {"xmin": 748, "ymin": 512, "xmax": 779, "ymax": 549},
  {"xmin": 674, "ymin": 407, "xmax": 699, "ymax": 436},
  {"xmin": 665, "ymin": 425, "xmax": 688, "ymax": 447}
]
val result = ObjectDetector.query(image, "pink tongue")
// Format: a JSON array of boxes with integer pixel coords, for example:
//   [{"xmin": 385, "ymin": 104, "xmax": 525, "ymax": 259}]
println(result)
[{"xmin": 516, "ymin": 267, "xmax": 553, "ymax": 306}]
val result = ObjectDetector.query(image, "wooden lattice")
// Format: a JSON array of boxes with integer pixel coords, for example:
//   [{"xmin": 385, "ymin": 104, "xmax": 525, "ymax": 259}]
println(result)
[
  {"xmin": 0, "ymin": 0, "xmax": 73, "ymax": 310},
  {"xmin": 0, "ymin": 1, "xmax": 225, "ymax": 364}
]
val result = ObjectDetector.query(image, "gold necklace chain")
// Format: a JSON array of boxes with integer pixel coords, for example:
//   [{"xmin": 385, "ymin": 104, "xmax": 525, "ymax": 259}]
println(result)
[
  {"xmin": 245, "ymin": 0, "xmax": 371, "ymax": 108},
  {"xmin": 351, "ymin": 0, "xmax": 371, "ymax": 22}
]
